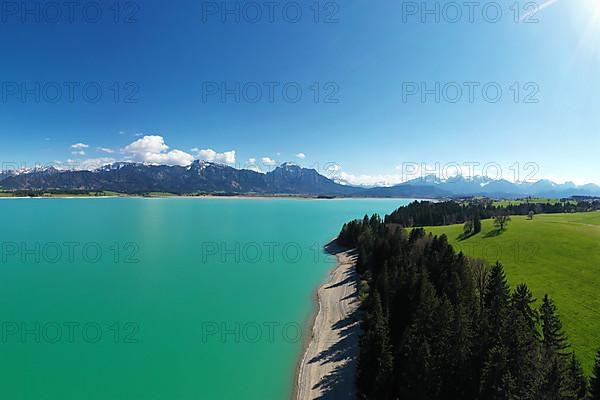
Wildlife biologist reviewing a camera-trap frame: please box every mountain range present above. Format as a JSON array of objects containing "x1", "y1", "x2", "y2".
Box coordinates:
[
  {"x1": 0, "y1": 161, "x2": 599, "y2": 199},
  {"x1": 363, "y1": 175, "x2": 600, "y2": 199}
]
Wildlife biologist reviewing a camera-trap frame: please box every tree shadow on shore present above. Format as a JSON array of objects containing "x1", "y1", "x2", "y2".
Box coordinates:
[
  {"x1": 308, "y1": 314, "x2": 360, "y2": 400},
  {"x1": 326, "y1": 274, "x2": 356, "y2": 290},
  {"x1": 324, "y1": 240, "x2": 356, "y2": 258},
  {"x1": 308, "y1": 240, "x2": 360, "y2": 399}
]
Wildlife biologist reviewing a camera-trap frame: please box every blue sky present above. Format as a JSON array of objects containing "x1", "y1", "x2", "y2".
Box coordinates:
[{"x1": 0, "y1": 0, "x2": 599, "y2": 185}]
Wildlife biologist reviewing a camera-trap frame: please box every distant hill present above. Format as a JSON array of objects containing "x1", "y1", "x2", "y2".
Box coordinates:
[{"x1": 1, "y1": 162, "x2": 599, "y2": 198}]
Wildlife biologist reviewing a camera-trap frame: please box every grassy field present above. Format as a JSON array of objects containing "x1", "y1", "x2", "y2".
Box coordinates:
[
  {"x1": 426, "y1": 212, "x2": 600, "y2": 373},
  {"x1": 144, "y1": 191, "x2": 178, "y2": 197},
  {"x1": 491, "y1": 198, "x2": 577, "y2": 207}
]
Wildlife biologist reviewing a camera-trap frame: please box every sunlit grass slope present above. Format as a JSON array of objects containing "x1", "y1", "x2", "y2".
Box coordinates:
[{"x1": 426, "y1": 212, "x2": 600, "y2": 373}]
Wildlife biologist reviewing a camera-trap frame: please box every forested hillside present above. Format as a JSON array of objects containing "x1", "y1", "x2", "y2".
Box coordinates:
[{"x1": 338, "y1": 207, "x2": 600, "y2": 399}]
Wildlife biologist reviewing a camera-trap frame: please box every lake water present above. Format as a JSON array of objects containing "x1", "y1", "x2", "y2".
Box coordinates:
[{"x1": 0, "y1": 198, "x2": 410, "y2": 399}]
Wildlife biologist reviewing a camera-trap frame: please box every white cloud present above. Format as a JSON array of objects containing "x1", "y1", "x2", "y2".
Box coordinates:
[
  {"x1": 142, "y1": 149, "x2": 195, "y2": 166},
  {"x1": 243, "y1": 158, "x2": 263, "y2": 172},
  {"x1": 71, "y1": 143, "x2": 89, "y2": 149},
  {"x1": 262, "y1": 157, "x2": 277, "y2": 166},
  {"x1": 71, "y1": 157, "x2": 116, "y2": 170},
  {"x1": 71, "y1": 150, "x2": 86, "y2": 156},
  {"x1": 54, "y1": 157, "x2": 116, "y2": 171},
  {"x1": 123, "y1": 135, "x2": 194, "y2": 166},
  {"x1": 192, "y1": 148, "x2": 236, "y2": 164},
  {"x1": 124, "y1": 135, "x2": 169, "y2": 154},
  {"x1": 295, "y1": 153, "x2": 306, "y2": 159},
  {"x1": 97, "y1": 147, "x2": 115, "y2": 154}
]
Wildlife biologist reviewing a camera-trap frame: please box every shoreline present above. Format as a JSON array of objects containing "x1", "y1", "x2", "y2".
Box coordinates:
[
  {"x1": 0, "y1": 194, "x2": 433, "y2": 201},
  {"x1": 294, "y1": 240, "x2": 361, "y2": 400}
]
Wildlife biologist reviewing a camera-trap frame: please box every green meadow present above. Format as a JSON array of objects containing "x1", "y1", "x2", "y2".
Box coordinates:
[
  {"x1": 426, "y1": 212, "x2": 600, "y2": 373},
  {"x1": 491, "y1": 198, "x2": 577, "y2": 207}
]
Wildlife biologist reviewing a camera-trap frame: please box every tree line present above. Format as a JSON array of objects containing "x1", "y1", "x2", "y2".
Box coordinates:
[
  {"x1": 384, "y1": 199, "x2": 600, "y2": 228},
  {"x1": 0, "y1": 189, "x2": 104, "y2": 197},
  {"x1": 338, "y1": 210, "x2": 600, "y2": 399}
]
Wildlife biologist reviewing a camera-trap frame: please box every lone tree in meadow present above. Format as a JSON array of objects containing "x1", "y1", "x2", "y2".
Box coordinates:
[
  {"x1": 493, "y1": 214, "x2": 512, "y2": 231},
  {"x1": 464, "y1": 220, "x2": 474, "y2": 236},
  {"x1": 474, "y1": 214, "x2": 482, "y2": 233}
]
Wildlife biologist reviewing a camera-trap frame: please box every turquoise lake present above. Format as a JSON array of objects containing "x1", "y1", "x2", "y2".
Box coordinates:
[{"x1": 0, "y1": 198, "x2": 410, "y2": 399}]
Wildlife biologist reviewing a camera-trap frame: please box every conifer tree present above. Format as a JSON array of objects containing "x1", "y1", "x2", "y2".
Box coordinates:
[
  {"x1": 483, "y1": 262, "x2": 511, "y2": 328},
  {"x1": 538, "y1": 356, "x2": 564, "y2": 400},
  {"x1": 479, "y1": 343, "x2": 514, "y2": 400},
  {"x1": 560, "y1": 353, "x2": 587, "y2": 400},
  {"x1": 537, "y1": 294, "x2": 571, "y2": 400},
  {"x1": 511, "y1": 283, "x2": 538, "y2": 330},
  {"x1": 507, "y1": 284, "x2": 542, "y2": 400},
  {"x1": 398, "y1": 274, "x2": 441, "y2": 400},
  {"x1": 357, "y1": 290, "x2": 393, "y2": 399},
  {"x1": 590, "y1": 348, "x2": 600, "y2": 400},
  {"x1": 540, "y1": 294, "x2": 569, "y2": 355},
  {"x1": 479, "y1": 262, "x2": 512, "y2": 399}
]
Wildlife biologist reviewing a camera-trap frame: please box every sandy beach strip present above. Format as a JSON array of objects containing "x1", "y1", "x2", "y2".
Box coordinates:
[{"x1": 295, "y1": 242, "x2": 361, "y2": 400}]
